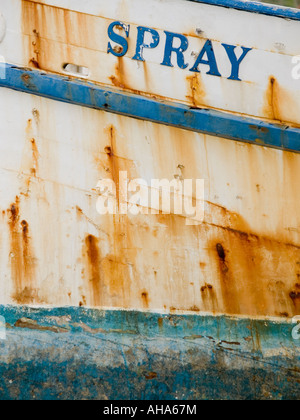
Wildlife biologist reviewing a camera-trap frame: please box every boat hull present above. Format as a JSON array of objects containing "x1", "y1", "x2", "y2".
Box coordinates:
[{"x1": 0, "y1": 0, "x2": 299, "y2": 400}]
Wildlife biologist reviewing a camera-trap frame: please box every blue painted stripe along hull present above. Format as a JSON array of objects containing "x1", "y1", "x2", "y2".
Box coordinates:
[
  {"x1": 188, "y1": 0, "x2": 300, "y2": 21},
  {"x1": 0, "y1": 306, "x2": 299, "y2": 400},
  {"x1": 0, "y1": 64, "x2": 299, "y2": 154}
]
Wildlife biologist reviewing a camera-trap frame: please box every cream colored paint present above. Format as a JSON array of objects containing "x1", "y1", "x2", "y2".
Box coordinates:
[
  {"x1": 0, "y1": 0, "x2": 300, "y2": 123},
  {"x1": 0, "y1": 88, "x2": 299, "y2": 317}
]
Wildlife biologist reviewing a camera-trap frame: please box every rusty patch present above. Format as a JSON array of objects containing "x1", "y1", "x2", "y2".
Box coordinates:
[
  {"x1": 206, "y1": 213, "x2": 300, "y2": 317},
  {"x1": 21, "y1": 74, "x2": 30, "y2": 83},
  {"x1": 83, "y1": 234, "x2": 103, "y2": 307},
  {"x1": 104, "y1": 125, "x2": 125, "y2": 210},
  {"x1": 189, "y1": 305, "x2": 200, "y2": 312},
  {"x1": 186, "y1": 74, "x2": 206, "y2": 107},
  {"x1": 29, "y1": 29, "x2": 41, "y2": 69},
  {"x1": 8, "y1": 198, "x2": 38, "y2": 305},
  {"x1": 30, "y1": 138, "x2": 39, "y2": 176},
  {"x1": 158, "y1": 318, "x2": 163, "y2": 329},
  {"x1": 216, "y1": 243, "x2": 226, "y2": 261},
  {"x1": 22, "y1": 1, "x2": 42, "y2": 69},
  {"x1": 221, "y1": 340, "x2": 241, "y2": 346},
  {"x1": 20, "y1": 118, "x2": 40, "y2": 197},
  {"x1": 141, "y1": 291, "x2": 149, "y2": 308},
  {"x1": 101, "y1": 254, "x2": 127, "y2": 301},
  {"x1": 289, "y1": 290, "x2": 300, "y2": 301},
  {"x1": 15, "y1": 318, "x2": 68, "y2": 333},
  {"x1": 279, "y1": 312, "x2": 289, "y2": 318},
  {"x1": 201, "y1": 284, "x2": 213, "y2": 292},
  {"x1": 200, "y1": 283, "x2": 217, "y2": 313},
  {"x1": 263, "y1": 76, "x2": 280, "y2": 121},
  {"x1": 144, "y1": 372, "x2": 157, "y2": 380},
  {"x1": 109, "y1": 58, "x2": 127, "y2": 89},
  {"x1": 105, "y1": 126, "x2": 117, "y2": 177}
]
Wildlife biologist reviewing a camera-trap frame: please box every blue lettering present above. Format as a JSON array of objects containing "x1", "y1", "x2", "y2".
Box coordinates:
[
  {"x1": 222, "y1": 44, "x2": 252, "y2": 81},
  {"x1": 132, "y1": 26, "x2": 160, "y2": 61},
  {"x1": 106, "y1": 21, "x2": 252, "y2": 83},
  {"x1": 107, "y1": 21, "x2": 130, "y2": 57},
  {"x1": 161, "y1": 31, "x2": 189, "y2": 69},
  {"x1": 190, "y1": 40, "x2": 221, "y2": 77}
]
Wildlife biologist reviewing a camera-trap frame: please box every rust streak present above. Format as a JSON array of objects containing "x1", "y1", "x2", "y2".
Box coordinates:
[
  {"x1": 110, "y1": 58, "x2": 127, "y2": 89},
  {"x1": 141, "y1": 291, "x2": 149, "y2": 309},
  {"x1": 144, "y1": 372, "x2": 157, "y2": 380},
  {"x1": 105, "y1": 125, "x2": 120, "y2": 207},
  {"x1": 263, "y1": 76, "x2": 280, "y2": 121},
  {"x1": 83, "y1": 234, "x2": 103, "y2": 307},
  {"x1": 186, "y1": 74, "x2": 206, "y2": 108},
  {"x1": 8, "y1": 198, "x2": 38, "y2": 305}
]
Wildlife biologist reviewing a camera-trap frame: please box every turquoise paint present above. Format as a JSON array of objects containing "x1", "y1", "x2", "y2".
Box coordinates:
[{"x1": 0, "y1": 306, "x2": 299, "y2": 400}]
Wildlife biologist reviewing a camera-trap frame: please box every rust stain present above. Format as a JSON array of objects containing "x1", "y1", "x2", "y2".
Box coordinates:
[
  {"x1": 104, "y1": 125, "x2": 120, "y2": 207},
  {"x1": 8, "y1": 197, "x2": 38, "y2": 305},
  {"x1": 30, "y1": 138, "x2": 39, "y2": 176},
  {"x1": 158, "y1": 318, "x2": 163, "y2": 330},
  {"x1": 15, "y1": 318, "x2": 68, "y2": 333},
  {"x1": 262, "y1": 76, "x2": 300, "y2": 124},
  {"x1": 262, "y1": 76, "x2": 280, "y2": 121},
  {"x1": 110, "y1": 58, "x2": 127, "y2": 89},
  {"x1": 29, "y1": 29, "x2": 41, "y2": 69},
  {"x1": 152, "y1": 208, "x2": 300, "y2": 317},
  {"x1": 144, "y1": 372, "x2": 158, "y2": 380},
  {"x1": 83, "y1": 234, "x2": 103, "y2": 307},
  {"x1": 201, "y1": 284, "x2": 213, "y2": 293},
  {"x1": 289, "y1": 287, "x2": 300, "y2": 312},
  {"x1": 141, "y1": 291, "x2": 149, "y2": 309},
  {"x1": 186, "y1": 74, "x2": 206, "y2": 107},
  {"x1": 22, "y1": 1, "x2": 42, "y2": 69},
  {"x1": 200, "y1": 282, "x2": 217, "y2": 313},
  {"x1": 20, "y1": 118, "x2": 40, "y2": 197},
  {"x1": 221, "y1": 340, "x2": 241, "y2": 346},
  {"x1": 21, "y1": 1, "x2": 170, "y2": 102},
  {"x1": 206, "y1": 216, "x2": 300, "y2": 317},
  {"x1": 189, "y1": 305, "x2": 200, "y2": 312},
  {"x1": 101, "y1": 254, "x2": 126, "y2": 298},
  {"x1": 142, "y1": 61, "x2": 150, "y2": 92},
  {"x1": 213, "y1": 241, "x2": 241, "y2": 315}
]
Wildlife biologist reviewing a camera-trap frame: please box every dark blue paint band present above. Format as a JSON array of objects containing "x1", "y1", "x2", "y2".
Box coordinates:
[
  {"x1": 0, "y1": 64, "x2": 299, "y2": 153},
  {"x1": 188, "y1": 0, "x2": 300, "y2": 21}
]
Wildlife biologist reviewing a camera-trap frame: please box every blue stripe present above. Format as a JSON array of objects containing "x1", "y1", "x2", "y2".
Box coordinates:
[
  {"x1": 0, "y1": 305, "x2": 299, "y2": 400},
  {"x1": 188, "y1": 0, "x2": 300, "y2": 21},
  {"x1": 1, "y1": 64, "x2": 300, "y2": 153}
]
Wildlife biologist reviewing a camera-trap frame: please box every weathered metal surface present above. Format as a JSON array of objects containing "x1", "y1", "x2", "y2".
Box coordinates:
[
  {"x1": 0, "y1": 0, "x2": 299, "y2": 400},
  {"x1": 0, "y1": 306, "x2": 298, "y2": 400},
  {"x1": 1, "y1": 0, "x2": 300, "y2": 126},
  {"x1": 0, "y1": 86, "x2": 299, "y2": 318},
  {"x1": 1, "y1": 65, "x2": 299, "y2": 152}
]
